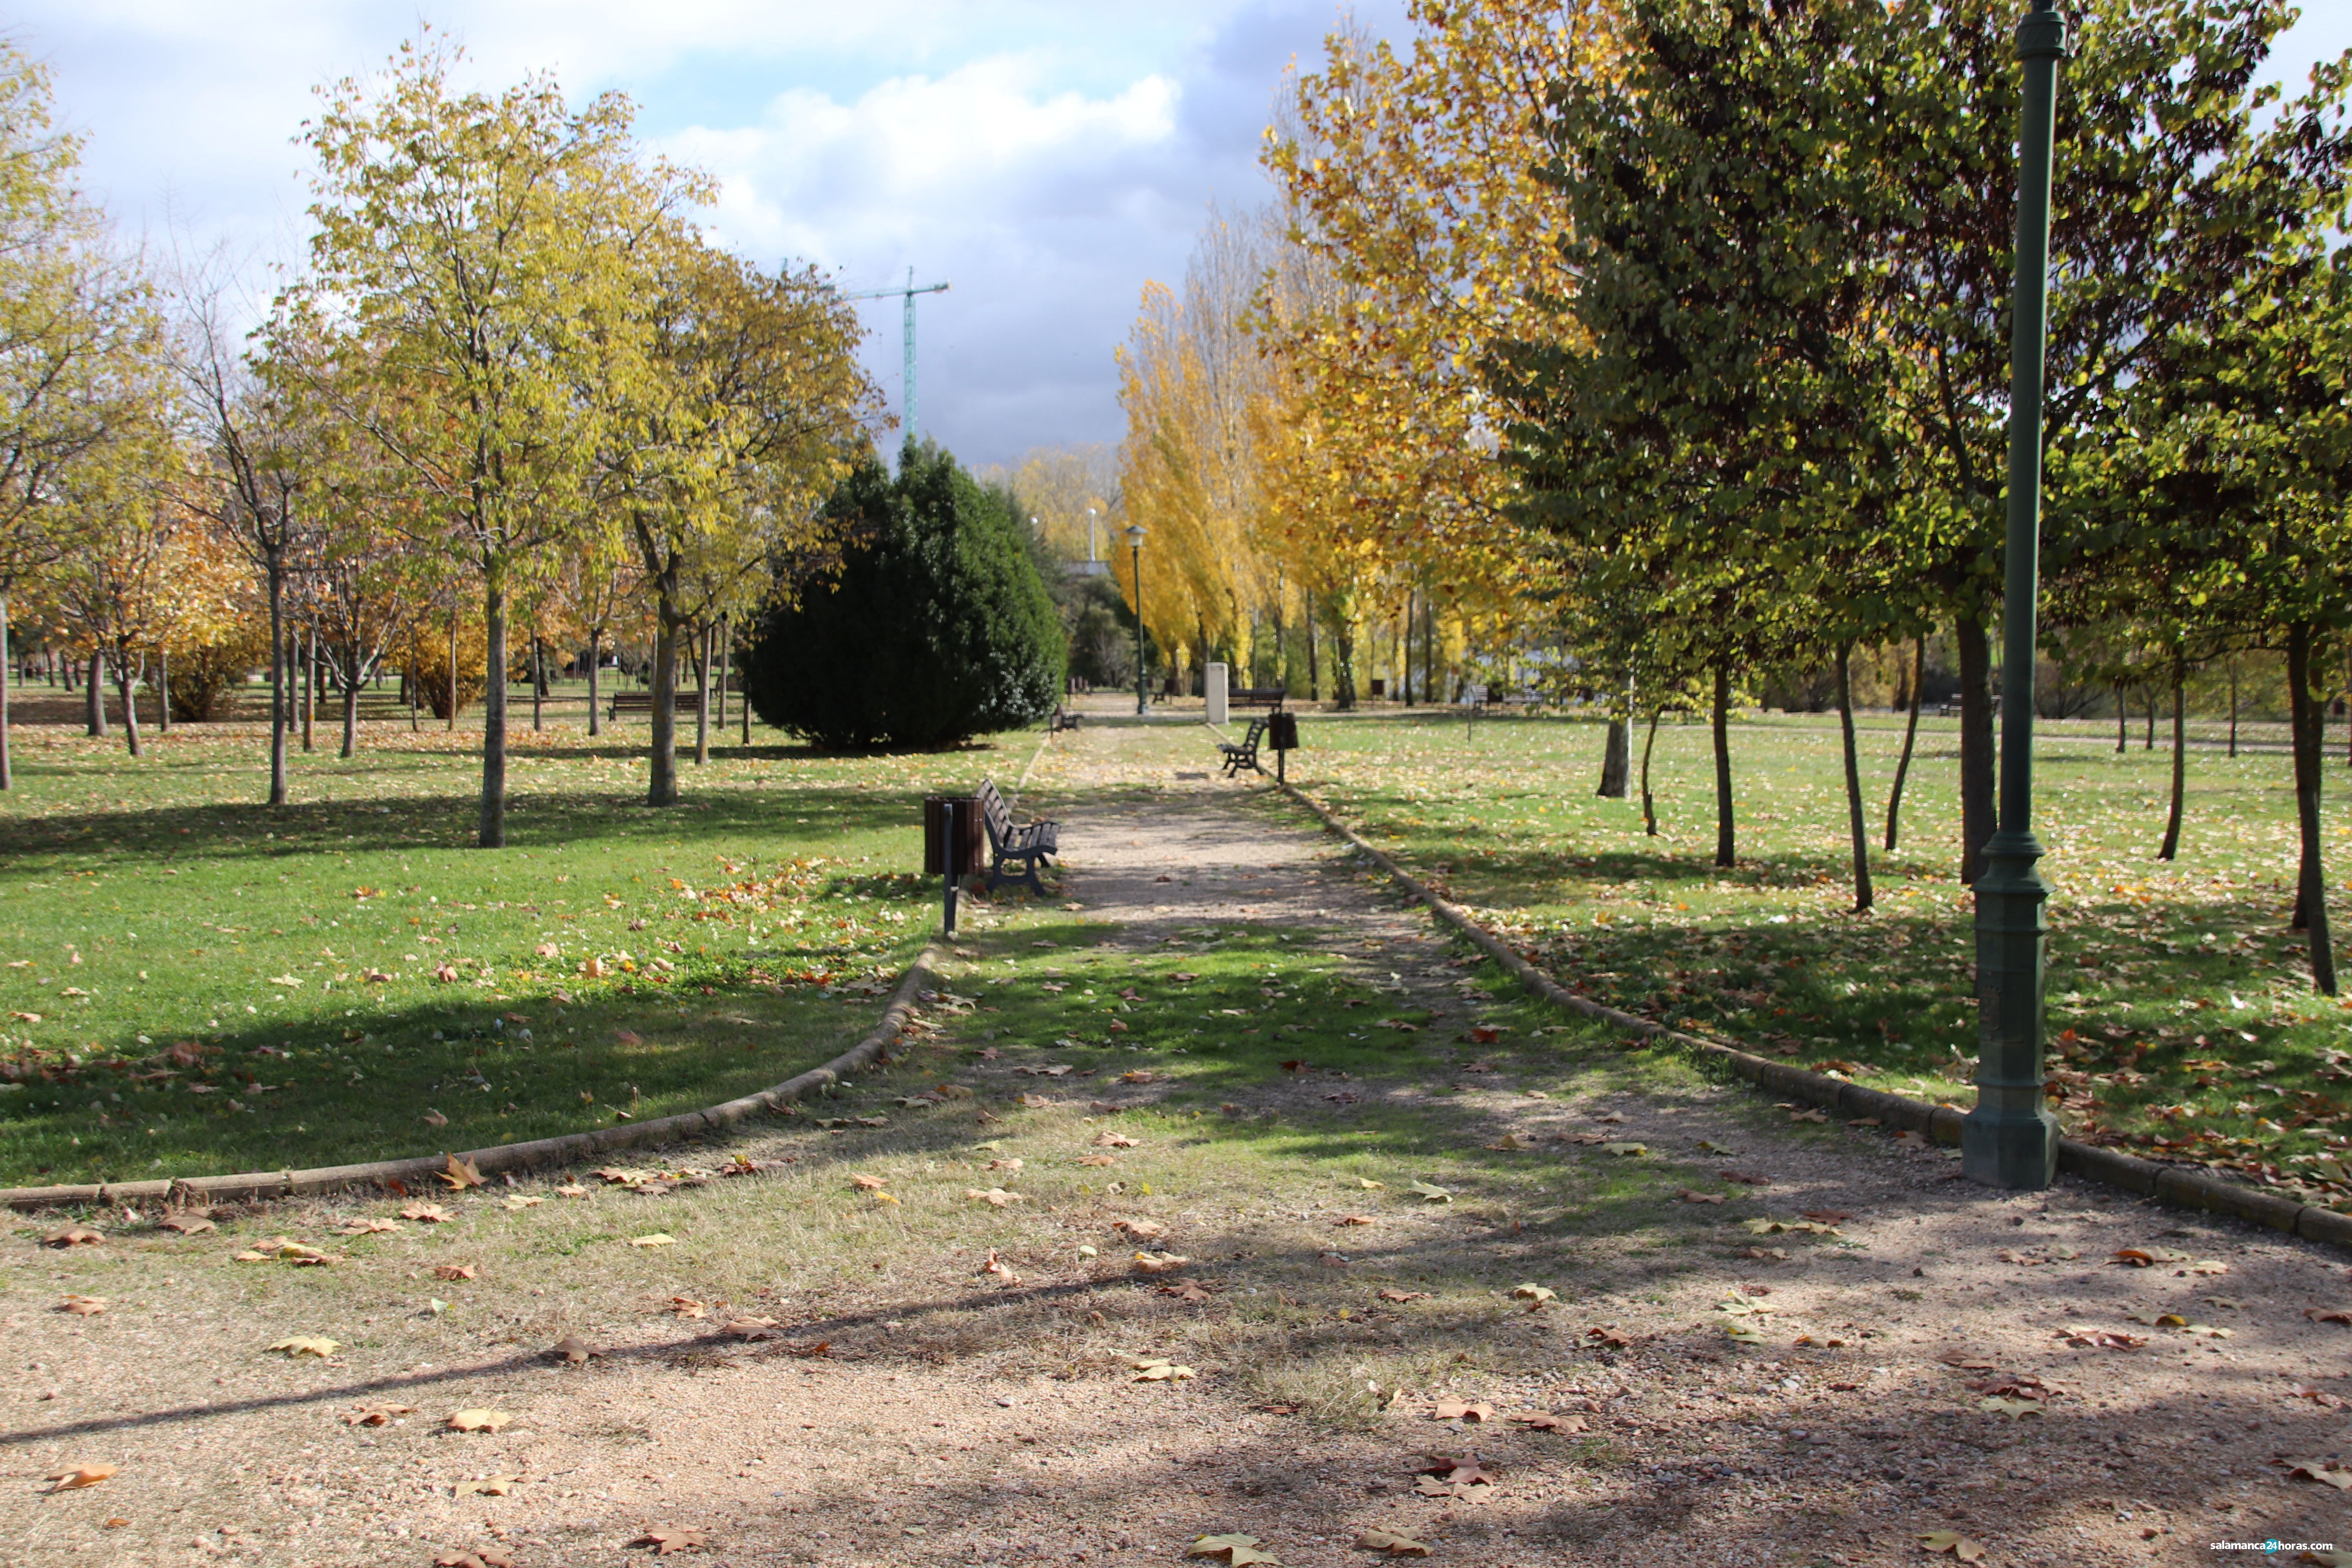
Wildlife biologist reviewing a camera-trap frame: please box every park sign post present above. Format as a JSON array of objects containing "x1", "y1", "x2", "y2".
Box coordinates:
[{"x1": 1964, "y1": 0, "x2": 2068, "y2": 1189}]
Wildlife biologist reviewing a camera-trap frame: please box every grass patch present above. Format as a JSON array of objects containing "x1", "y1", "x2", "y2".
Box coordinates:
[
  {"x1": 1273, "y1": 706, "x2": 2352, "y2": 1206},
  {"x1": 0, "y1": 719, "x2": 1044, "y2": 1185}
]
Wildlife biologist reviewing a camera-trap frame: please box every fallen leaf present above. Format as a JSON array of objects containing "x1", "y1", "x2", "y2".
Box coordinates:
[
  {"x1": 1586, "y1": 1326, "x2": 1630, "y2": 1347},
  {"x1": 1486, "y1": 1134, "x2": 1525, "y2": 1151},
  {"x1": 1511, "y1": 1283, "x2": 1557, "y2": 1308},
  {"x1": 1798, "y1": 1209, "x2": 1851, "y2": 1223},
  {"x1": 446, "y1": 1408, "x2": 511, "y2": 1433},
  {"x1": 42, "y1": 1225, "x2": 103, "y2": 1247},
  {"x1": 1677, "y1": 1189, "x2": 1726, "y2": 1205},
  {"x1": 2305, "y1": 1308, "x2": 2352, "y2": 1325},
  {"x1": 977, "y1": 1249, "x2": 1020, "y2": 1283},
  {"x1": 1977, "y1": 1396, "x2": 2044, "y2": 1417},
  {"x1": 156, "y1": 1213, "x2": 216, "y2": 1235},
  {"x1": 423, "y1": 1110, "x2": 449, "y2": 1127},
  {"x1": 58, "y1": 1295, "x2": 106, "y2": 1316},
  {"x1": 1510, "y1": 1412, "x2": 1586, "y2": 1433},
  {"x1": 342, "y1": 1404, "x2": 415, "y2": 1426},
  {"x1": 1740, "y1": 1246, "x2": 1790, "y2": 1261},
  {"x1": 555, "y1": 1183, "x2": 588, "y2": 1198},
  {"x1": 1131, "y1": 1355, "x2": 1198, "y2": 1381},
  {"x1": 439, "y1": 1154, "x2": 485, "y2": 1190},
  {"x1": 45, "y1": 1465, "x2": 117, "y2": 1492},
  {"x1": 2109, "y1": 1247, "x2": 2185, "y2": 1267},
  {"x1": 965, "y1": 1188, "x2": 1022, "y2": 1207},
  {"x1": 455, "y1": 1473, "x2": 520, "y2": 1497},
  {"x1": 1077, "y1": 1154, "x2": 1117, "y2": 1167},
  {"x1": 1432, "y1": 1397, "x2": 1495, "y2": 1422},
  {"x1": 2281, "y1": 1458, "x2": 2352, "y2": 1490},
  {"x1": 1093, "y1": 1130, "x2": 1140, "y2": 1148},
  {"x1": 550, "y1": 1337, "x2": 598, "y2": 1365},
  {"x1": 433, "y1": 1263, "x2": 478, "y2": 1282},
  {"x1": 1354, "y1": 1530, "x2": 1432, "y2": 1556},
  {"x1": 669, "y1": 1296, "x2": 708, "y2": 1319},
  {"x1": 1132, "y1": 1251, "x2": 1190, "y2": 1274},
  {"x1": 612, "y1": 1030, "x2": 644, "y2": 1047},
  {"x1": 399, "y1": 1203, "x2": 455, "y2": 1224},
  {"x1": 1161, "y1": 1280, "x2": 1215, "y2": 1303},
  {"x1": 502, "y1": 1194, "x2": 542, "y2": 1211},
  {"x1": 1377, "y1": 1288, "x2": 1429, "y2": 1303},
  {"x1": 724, "y1": 1317, "x2": 783, "y2": 1341},
  {"x1": 628, "y1": 1233, "x2": 676, "y2": 1248},
  {"x1": 1189, "y1": 1534, "x2": 1279, "y2": 1565},
  {"x1": 2182, "y1": 1259, "x2": 2229, "y2": 1276},
  {"x1": 1918, "y1": 1529, "x2": 1987, "y2": 1560},
  {"x1": 1333, "y1": 1214, "x2": 1376, "y2": 1227},
  {"x1": 1602, "y1": 1142, "x2": 1648, "y2": 1157},
  {"x1": 628, "y1": 1526, "x2": 711, "y2": 1555},
  {"x1": 849, "y1": 1173, "x2": 886, "y2": 1190},
  {"x1": 269, "y1": 1336, "x2": 340, "y2": 1358},
  {"x1": 1112, "y1": 1217, "x2": 1167, "y2": 1240},
  {"x1": 985, "y1": 1157, "x2": 1024, "y2": 1171},
  {"x1": 1407, "y1": 1181, "x2": 1453, "y2": 1203}
]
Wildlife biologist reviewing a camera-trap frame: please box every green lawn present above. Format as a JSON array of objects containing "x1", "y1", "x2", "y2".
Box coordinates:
[
  {"x1": 0, "y1": 713, "x2": 1042, "y2": 1186},
  {"x1": 1273, "y1": 705, "x2": 2352, "y2": 1208}
]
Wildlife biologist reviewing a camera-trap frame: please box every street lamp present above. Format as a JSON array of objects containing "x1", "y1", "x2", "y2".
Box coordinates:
[
  {"x1": 1964, "y1": 0, "x2": 2067, "y2": 1190},
  {"x1": 1126, "y1": 523, "x2": 1148, "y2": 716}
]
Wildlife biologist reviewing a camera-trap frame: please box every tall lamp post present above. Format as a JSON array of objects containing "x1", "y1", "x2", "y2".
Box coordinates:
[
  {"x1": 1126, "y1": 524, "x2": 1148, "y2": 715},
  {"x1": 1964, "y1": 0, "x2": 2067, "y2": 1190}
]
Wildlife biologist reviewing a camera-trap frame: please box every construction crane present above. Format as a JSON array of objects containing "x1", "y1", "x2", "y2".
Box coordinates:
[{"x1": 838, "y1": 268, "x2": 950, "y2": 445}]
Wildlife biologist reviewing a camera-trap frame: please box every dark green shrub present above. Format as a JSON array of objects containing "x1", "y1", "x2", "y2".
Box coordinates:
[{"x1": 742, "y1": 443, "x2": 1064, "y2": 749}]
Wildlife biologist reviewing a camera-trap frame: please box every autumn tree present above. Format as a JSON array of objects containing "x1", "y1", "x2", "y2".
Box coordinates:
[{"x1": 293, "y1": 35, "x2": 691, "y2": 846}]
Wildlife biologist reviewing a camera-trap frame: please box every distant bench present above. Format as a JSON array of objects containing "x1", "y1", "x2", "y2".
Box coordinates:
[
  {"x1": 607, "y1": 690, "x2": 702, "y2": 721},
  {"x1": 1230, "y1": 687, "x2": 1288, "y2": 710}
]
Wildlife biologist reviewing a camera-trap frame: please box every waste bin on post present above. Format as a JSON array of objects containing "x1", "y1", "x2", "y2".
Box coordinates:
[
  {"x1": 923, "y1": 795, "x2": 984, "y2": 935},
  {"x1": 1267, "y1": 710, "x2": 1299, "y2": 784}
]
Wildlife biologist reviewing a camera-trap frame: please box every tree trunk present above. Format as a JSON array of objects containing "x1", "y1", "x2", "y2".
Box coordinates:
[
  {"x1": 1956, "y1": 612, "x2": 1994, "y2": 884},
  {"x1": 2227, "y1": 657, "x2": 2238, "y2": 758},
  {"x1": 2287, "y1": 622, "x2": 2337, "y2": 994},
  {"x1": 0, "y1": 592, "x2": 11, "y2": 791},
  {"x1": 86, "y1": 646, "x2": 105, "y2": 737},
  {"x1": 1836, "y1": 641, "x2": 1874, "y2": 913},
  {"x1": 156, "y1": 646, "x2": 170, "y2": 735},
  {"x1": 2114, "y1": 685, "x2": 2126, "y2": 751},
  {"x1": 340, "y1": 654, "x2": 360, "y2": 759},
  {"x1": 1711, "y1": 661, "x2": 1735, "y2": 869},
  {"x1": 693, "y1": 621, "x2": 711, "y2": 767},
  {"x1": 2144, "y1": 688, "x2": 2156, "y2": 750},
  {"x1": 715, "y1": 615, "x2": 730, "y2": 738},
  {"x1": 115, "y1": 650, "x2": 141, "y2": 758},
  {"x1": 479, "y1": 575, "x2": 508, "y2": 849},
  {"x1": 588, "y1": 628, "x2": 603, "y2": 738},
  {"x1": 1885, "y1": 635, "x2": 1925, "y2": 852},
  {"x1": 648, "y1": 605, "x2": 681, "y2": 807},
  {"x1": 2158, "y1": 662, "x2": 2186, "y2": 861},
  {"x1": 1639, "y1": 705, "x2": 1663, "y2": 837},
  {"x1": 300, "y1": 626, "x2": 315, "y2": 753},
  {"x1": 1306, "y1": 606, "x2": 1319, "y2": 702},
  {"x1": 445, "y1": 612, "x2": 458, "y2": 733},
  {"x1": 1596, "y1": 716, "x2": 1630, "y2": 797}
]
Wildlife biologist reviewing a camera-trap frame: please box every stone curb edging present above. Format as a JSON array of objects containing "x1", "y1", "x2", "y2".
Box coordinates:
[
  {"x1": 1, "y1": 940, "x2": 947, "y2": 1214},
  {"x1": 1270, "y1": 777, "x2": 2352, "y2": 1256}
]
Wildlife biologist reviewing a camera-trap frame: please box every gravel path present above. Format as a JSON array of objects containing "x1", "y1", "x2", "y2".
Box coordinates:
[{"x1": 5, "y1": 719, "x2": 2349, "y2": 1568}]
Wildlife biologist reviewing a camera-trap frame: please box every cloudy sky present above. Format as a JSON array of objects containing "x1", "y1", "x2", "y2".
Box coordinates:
[{"x1": 17, "y1": 2, "x2": 2349, "y2": 472}]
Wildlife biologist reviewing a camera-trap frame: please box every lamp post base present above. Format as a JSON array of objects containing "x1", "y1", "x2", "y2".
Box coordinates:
[{"x1": 1962, "y1": 826, "x2": 2059, "y2": 1189}]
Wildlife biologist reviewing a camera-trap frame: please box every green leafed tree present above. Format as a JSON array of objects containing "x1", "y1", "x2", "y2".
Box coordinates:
[{"x1": 741, "y1": 442, "x2": 1065, "y2": 751}]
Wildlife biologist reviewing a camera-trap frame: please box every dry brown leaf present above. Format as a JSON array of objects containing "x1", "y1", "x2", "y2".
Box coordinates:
[
  {"x1": 342, "y1": 1404, "x2": 415, "y2": 1426},
  {"x1": 58, "y1": 1294, "x2": 106, "y2": 1316},
  {"x1": 985, "y1": 1157, "x2": 1024, "y2": 1171},
  {"x1": 550, "y1": 1337, "x2": 598, "y2": 1366},
  {"x1": 669, "y1": 1296, "x2": 708, "y2": 1319},
  {"x1": 1354, "y1": 1530, "x2": 1433, "y2": 1556},
  {"x1": 1376, "y1": 1288, "x2": 1429, "y2": 1303},
  {"x1": 454, "y1": 1472, "x2": 520, "y2": 1497},
  {"x1": 1333, "y1": 1214, "x2": 1376, "y2": 1227},
  {"x1": 333, "y1": 1218, "x2": 401, "y2": 1236},
  {"x1": 42, "y1": 1225, "x2": 103, "y2": 1247},
  {"x1": 628, "y1": 1526, "x2": 710, "y2": 1555},
  {"x1": 439, "y1": 1154, "x2": 485, "y2": 1190},
  {"x1": 965, "y1": 1187, "x2": 1022, "y2": 1207},
  {"x1": 1160, "y1": 1280, "x2": 1215, "y2": 1303},
  {"x1": 1510, "y1": 1412, "x2": 1586, "y2": 1432},
  {"x1": 446, "y1": 1408, "x2": 511, "y2": 1433},
  {"x1": 1188, "y1": 1534, "x2": 1278, "y2": 1565},
  {"x1": 1131, "y1": 1251, "x2": 1189, "y2": 1274},
  {"x1": 2281, "y1": 1458, "x2": 2352, "y2": 1490},
  {"x1": 433, "y1": 1263, "x2": 478, "y2": 1281},
  {"x1": 1431, "y1": 1397, "x2": 1495, "y2": 1422},
  {"x1": 1586, "y1": 1326, "x2": 1631, "y2": 1347},
  {"x1": 422, "y1": 1109, "x2": 450, "y2": 1127},
  {"x1": 1077, "y1": 1153, "x2": 1117, "y2": 1166},
  {"x1": 629, "y1": 1233, "x2": 676, "y2": 1247},
  {"x1": 977, "y1": 1248, "x2": 1021, "y2": 1283},
  {"x1": 849, "y1": 1173, "x2": 886, "y2": 1190},
  {"x1": 1677, "y1": 1189, "x2": 1725, "y2": 1205},
  {"x1": 156, "y1": 1213, "x2": 216, "y2": 1235},
  {"x1": 45, "y1": 1464, "x2": 117, "y2": 1492},
  {"x1": 1111, "y1": 1217, "x2": 1167, "y2": 1240},
  {"x1": 1093, "y1": 1130, "x2": 1140, "y2": 1148},
  {"x1": 724, "y1": 1317, "x2": 783, "y2": 1341},
  {"x1": 1918, "y1": 1530, "x2": 1986, "y2": 1561},
  {"x1": 399, "y1": 1203, "x2": 455, "y2": 1224},
  {"x1": 269, "y1": 1336, "x2": 339, "y2": 1358}
]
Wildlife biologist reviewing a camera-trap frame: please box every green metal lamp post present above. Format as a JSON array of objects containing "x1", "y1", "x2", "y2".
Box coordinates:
[
  {"x1": 1964, "y1": 0, "x2": 2068, "y2": 1189},
  {"x1": 1127, "y1": 523, "x2": 1149, "y2": 716}
]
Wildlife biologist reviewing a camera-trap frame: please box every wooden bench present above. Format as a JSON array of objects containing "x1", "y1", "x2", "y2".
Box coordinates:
[
  {"x1": 608, "y1": 690, "x2": 702, "y2": 721},
  {"x1": 1219, "y1": 716, "x2": 1269, "y2": 777},
  {"x1": 1230, "y1": 686, "x2": 1288, "y2": 709},
  {"x1": 976, "y1": 778, "x2": 1060, "y2": 896},
  {"x1": 1049, "y1": 706, "x2": 1082, "y2": 734}
]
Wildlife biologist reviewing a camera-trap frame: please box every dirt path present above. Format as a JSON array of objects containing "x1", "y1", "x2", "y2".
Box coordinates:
[{"x1": 6, "y1": 719, "x2": 2351, "y2": 1568}]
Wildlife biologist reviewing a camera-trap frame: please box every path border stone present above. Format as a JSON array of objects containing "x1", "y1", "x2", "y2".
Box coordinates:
[
  {"x1": 1274, "y1": 774, "x2": 2352, "y2": 1255},
  {"x1": 0, "y1": 940, "x2": 945, "y2": 1214}
]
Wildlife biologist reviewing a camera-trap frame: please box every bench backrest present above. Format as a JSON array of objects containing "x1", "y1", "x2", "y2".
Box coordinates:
[
  {"x1": 975, "y1": 778, "x2": 1013, "y2": 835},
  {"x1": 1243, "y1": 717, "x2": 1268, "y2": 744}
]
